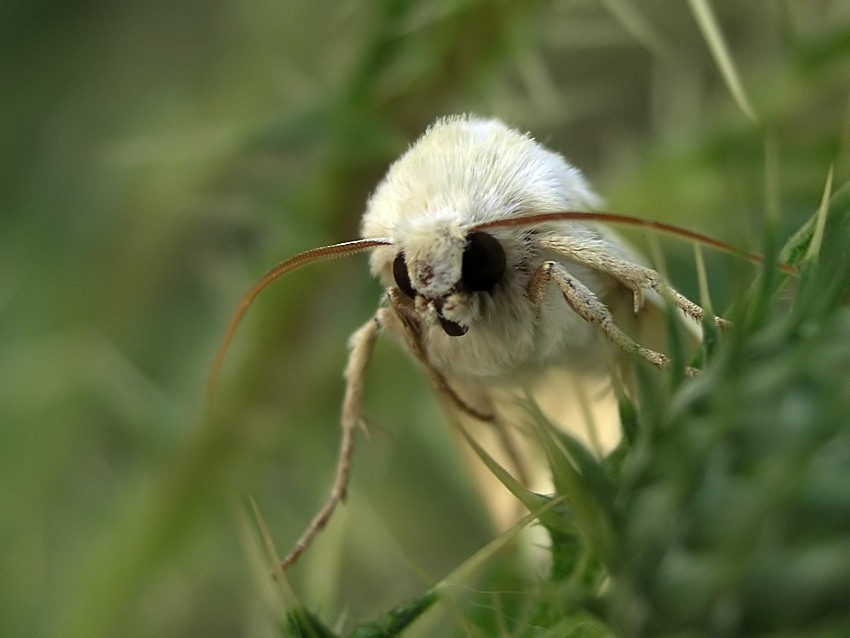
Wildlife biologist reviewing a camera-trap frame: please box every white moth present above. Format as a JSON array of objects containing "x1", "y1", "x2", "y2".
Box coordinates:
[{"x1": 212, "y1": 114, "x2": 727, "y2": 568}]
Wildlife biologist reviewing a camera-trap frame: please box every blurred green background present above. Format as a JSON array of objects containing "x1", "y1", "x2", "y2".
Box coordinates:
[{"x1": 1, "y1": 1, "x2": 848, "y2": 636}]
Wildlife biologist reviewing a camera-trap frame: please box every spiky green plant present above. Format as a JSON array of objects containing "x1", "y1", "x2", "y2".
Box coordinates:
[{"x1": 603, "y1": 185, "x2": 850, "y2": 637}]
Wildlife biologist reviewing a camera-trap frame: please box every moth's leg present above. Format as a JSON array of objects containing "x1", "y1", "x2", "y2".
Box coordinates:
[
  {"x1": 281, "y1": 313, "x2": 381, "y2": 569},
  {"x1": 528, "y1": 260, "x2": 698, "y2": 375},
  {"x1": 538, "y1": 236, "x2": 729, "y2": 328},
  {"x1": 385, "y1": 289, "x2": 494, "y2": 423},
  {"x1": 384, "y1": 290, "x2": 531, "y2": 487}
]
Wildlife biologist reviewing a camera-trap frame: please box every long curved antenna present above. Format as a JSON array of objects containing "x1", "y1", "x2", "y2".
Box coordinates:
[
  {"x1": 470, "y1": 211, "x2": 796, "y2": 275},
  {"x1": 209, "y1": 238, "x2": 392, "y2": 400}
]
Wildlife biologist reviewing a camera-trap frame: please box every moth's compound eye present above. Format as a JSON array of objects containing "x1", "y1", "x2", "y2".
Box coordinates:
[
  {"x1": 462, "y1": 232, "x2": 506, "y2": 292},
  {"x1": 393, "y1": 253, "x2": 416, "y2": 298}
]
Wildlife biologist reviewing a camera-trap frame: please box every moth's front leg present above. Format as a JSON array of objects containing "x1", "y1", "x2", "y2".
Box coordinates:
[
  {"x1": 538, "y1": 235, "x2": 729, "y2": 328},
  {"x1": 385, "y1": 288, "x2": 494, "y2": 422},
  {"x1": 384, "y1": 290, "x2": 533, "y2": 487},
  {"x1": 527, "y1": 261, "x2": 698, "y2": 375},
  {"x1": 282, "y1": 313, "x2": 381, "y2": 569}
]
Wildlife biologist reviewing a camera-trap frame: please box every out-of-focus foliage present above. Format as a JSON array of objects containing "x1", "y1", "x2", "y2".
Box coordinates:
[
  {"x1": 1, "y1": 1, "x2": 849, "y2": 636},
  {"x1": 604, "y1": 186, "x2": 850, "y2": 637}
]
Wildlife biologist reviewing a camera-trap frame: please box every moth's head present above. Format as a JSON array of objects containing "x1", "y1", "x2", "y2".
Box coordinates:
[{"x1": 373, "y1": 213, "x2": 506, "y2": 337}]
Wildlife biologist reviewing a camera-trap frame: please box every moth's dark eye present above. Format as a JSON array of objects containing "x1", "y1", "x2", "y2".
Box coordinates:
[
  {"x1": 462, "y1": 232, "x2": 506, "y2": 292},
  {"x1": 393, "y1": 253, "x2": 416, "y2": 298}
]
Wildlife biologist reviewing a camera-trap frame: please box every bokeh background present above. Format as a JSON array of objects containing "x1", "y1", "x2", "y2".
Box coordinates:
[{"x1": 2, "y1": 1, "x2": 848, "y2": 636}]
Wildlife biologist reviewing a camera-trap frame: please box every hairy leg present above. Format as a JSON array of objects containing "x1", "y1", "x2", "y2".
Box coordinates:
[
  {"x1": 385, "y1": 289, "x2": 533, "y2": 488},
  {"x1": 282, "y1": 313, "x2": 381, "y2": 568},
  {"x1": 538, "y1": 235, "x2": 728, "y2": 328},
  {"x1": 527, "y1": 260, "x2": 699, "y2": 375}
]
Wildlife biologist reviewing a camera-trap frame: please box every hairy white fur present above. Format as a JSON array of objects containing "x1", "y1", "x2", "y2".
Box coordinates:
[{"x1": 362, "y1": 115, "x2": 625, "y2": 383}]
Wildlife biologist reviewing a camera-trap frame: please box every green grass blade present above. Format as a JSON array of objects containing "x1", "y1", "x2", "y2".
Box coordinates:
[{"x1": 688, "y1": 0, "x2": 759, "y2": 124}]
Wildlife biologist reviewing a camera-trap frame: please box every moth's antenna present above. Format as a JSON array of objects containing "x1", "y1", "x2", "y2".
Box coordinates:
[
  {"x1": 471, "y1": 211, "x2": 796, "y2": 275},
  {"x1": 209, "y1": 238, "x2": 392, "y2": 401}
]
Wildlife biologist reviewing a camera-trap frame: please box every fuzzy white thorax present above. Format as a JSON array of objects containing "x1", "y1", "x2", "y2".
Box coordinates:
[{"x1": 362, "y1": 115, "x2": 601, "y2": 292}]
